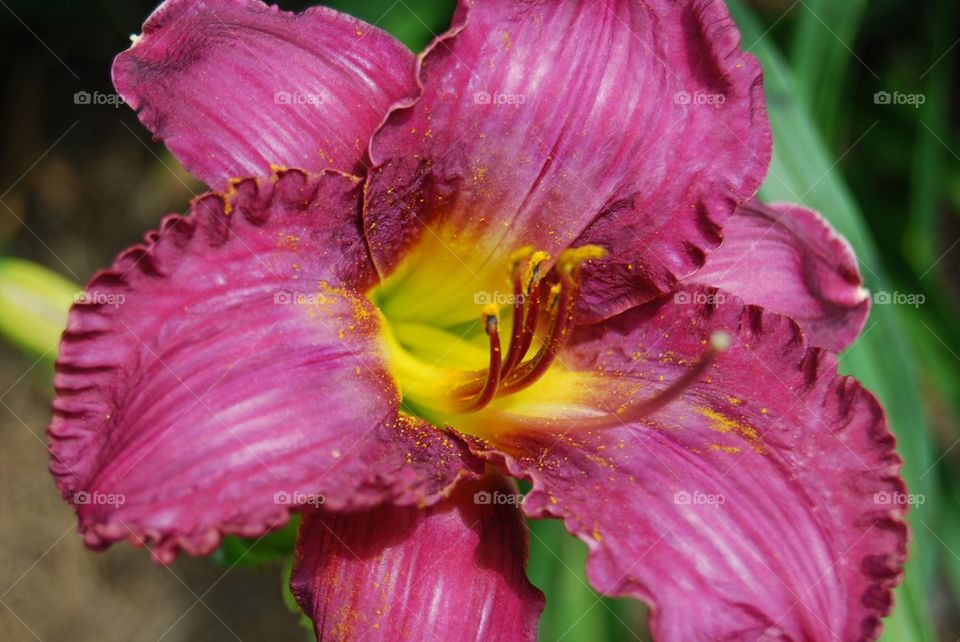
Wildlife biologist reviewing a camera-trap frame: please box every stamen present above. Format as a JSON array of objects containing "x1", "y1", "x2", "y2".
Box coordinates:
[
  {"x1": 497, "y1": 281, "x2": 570, "y2": 395},
  {"x1": 502, "y1": 281, "x2": 542, "y2": 379},
  {"x1": 487, "y1": 331, "x2": 731, "y2": 432},
  {"x1": 498, "y1": 245, "x2": 605, "y2": 394},
  {"x1": 502, "y1": 251, "x2": 549, "y2": 378},
  {"x1": 450, "y1": 244, "x2": 605, "y2": 411},
  {"x1": 451, "y1": 305, "x2": 503, "y2": 411}
]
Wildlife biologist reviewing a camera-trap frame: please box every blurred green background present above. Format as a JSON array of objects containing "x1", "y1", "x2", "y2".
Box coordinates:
[{"x1": 0, "y1": 0, "x2": 957, "y2": 640}]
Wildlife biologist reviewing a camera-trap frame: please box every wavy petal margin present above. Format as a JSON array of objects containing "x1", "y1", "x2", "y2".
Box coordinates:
[
  {"x1": 364, "y1": 0, "x2": 770, "y2": 325},
  {"x1": 687, "y1": 200, "x2": 870, "y2": 351},
  {"x1": 48, "y1": 170, "x2": 482, "y2": 562},
  {"x1": 113, "y1": 0, "x2": 418, "y2": 188},
  {"x1": 465, "y1": 287, "x2": 906, "y2": 641}
]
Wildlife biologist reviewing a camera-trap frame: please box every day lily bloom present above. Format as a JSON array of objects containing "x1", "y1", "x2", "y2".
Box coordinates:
[{"x1": 48, "y1": 0, "x2": 908, "y2": 639}]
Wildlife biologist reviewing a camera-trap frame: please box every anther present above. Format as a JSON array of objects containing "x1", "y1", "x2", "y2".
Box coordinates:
[{"x1": 453, "y1": 245, "x2": 606, "y2": 412}]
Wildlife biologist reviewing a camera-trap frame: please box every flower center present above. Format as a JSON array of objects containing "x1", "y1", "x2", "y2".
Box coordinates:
[{"x1": 371, "y1": 244, "x2": 727, "y2": 438}]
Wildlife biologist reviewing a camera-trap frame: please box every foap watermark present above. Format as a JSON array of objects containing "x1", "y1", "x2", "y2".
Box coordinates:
[
  {"x1": 673, "y1": 291, "x2": 726, "y2": 306},
  {"x1": 274, "y1": 290, "x2": 328, "y2": 306},
  {"x1": 75, "y1": 290, "x2": 125, "y2": 307},
  {"x1": 673, "y1": 490, "x2": 725, "y2": 506},
  {"x1": 474, "y1": 490, "x2": 525, "y2": 506},
  {"x1": 873, "y1": 90, "x2": 925, "y2": 108},
  {"x1": 274, "y1": 90, "x2": 325, "y2": 106},
  {"x1": 873, "y1": 291, "x2": 925, "y2": 308},
  {"x1": 673, "y1": 91, "x2": 726, "y2": 107},
  {"x1": 873, "y1": 491, "x2": 925, "y2": 506},
  {"x1": 74, "y1": 90, "x2": 125, "y2": 108},
  {"x1": 474, "y1": 90, "x2": 526, "y2": 106},
  {"x1": 74, "y1": 491, "x2": 125, "y2": 506},
  {"x1": 474, "y1": 291, "x2": 525, "y2": 306},
  {"x1": 273, "y1": 491, "x2": 326, "y2": 507}
]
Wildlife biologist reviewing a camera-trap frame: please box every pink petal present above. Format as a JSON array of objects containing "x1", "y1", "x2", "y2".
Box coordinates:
[
  {"x1": 686, "y1": 200, "x2": 870, "y2": 351},
  {"x1": 365, "y1": 0, "x2": 769, "y2": 323},
  {"x1": 291, "y1": 474, "x2": 543, "y2": 641},
  {"x1": 466, "y1": 287, "x2": 906, "y2": 641},
  {"x1": 48, "y1": 170, "x2": 482, "y2": 563},
  {"x1": 113, "y1": 0, "x2": 417, "y2": 188}
]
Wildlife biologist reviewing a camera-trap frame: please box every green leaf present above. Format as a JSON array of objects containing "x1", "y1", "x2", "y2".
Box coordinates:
[
  {"x1": 727, "y1": 2, "x2": 939, "y2": 639},
  {"x1": 790, "y1": 0, "x2": 868, "y2": 142},
  {"x1": 319, "y1": 0, "x2": 455, "y2": 51},
  {"x1": 213, "y1": 515, "x2": 301, "y2": 568},
  {"x1": 0, "y1": 258, "x2": 77, "y2": 359},
  {"x1": 526, "y1": 519, "x2": 644, "y2": 642}
]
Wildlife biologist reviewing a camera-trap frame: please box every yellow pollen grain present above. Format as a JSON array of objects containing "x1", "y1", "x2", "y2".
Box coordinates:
[
  {"x1": 558, "y1": 244, "x2": 607, "y2": 272},
  {"x1": 523, "y1": 250, "x2": 551, "y2": 288},
  {"x1": 481, "y1": 303, "x2": 500, "y2": 318},
  {"x1": 278, "y1": 233, "x2": 300, "y2": 250},
  {"x1": 697, "y1": 405, "x2": 763, "y2": 453},
  {"x1": 592, "y1": 528, "x2": 603, "y2": 543},
  {"x1": 710, "y1": 444, "x2": 741, "y2": 454},
  {"x1": 222, "y1": 177, "x2": 245, "y2": 215}
]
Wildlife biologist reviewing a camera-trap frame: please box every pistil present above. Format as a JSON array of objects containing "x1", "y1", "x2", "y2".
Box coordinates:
[{"x1": 483, "y1": 332, "x2": 732, "y2": 432}]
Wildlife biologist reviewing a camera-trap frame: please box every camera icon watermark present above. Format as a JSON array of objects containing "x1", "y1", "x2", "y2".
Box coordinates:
[
  {"x1": 673, "y1": 490, "x2": 725, "y2": 506},
  {"x1": 273, "y1": 491, "x2": 326, "y2": 507},
  {"x1": 74, "y1": 290, "x2": 126, "y2": 307},
  {"x1": 473, "y1": 490, "x2": 524, "y2": 506},
  {"x1": 873, "y1": 491, "x2": 924, "y2": 506},
  {"x1": 74, "y1": 491, "x2": 126, "y2": 506},
  {"x1": 473, "y1": 90, "x2": 526, "y2": 107},
  {"x1": 474, "y1": 291, "x2": 524, "y2": 306},
  {"x1": 274, "y1": 90, "x2": 325, "y2": 106},
  {"x1": 673, "y1": 291, "x2": 726, "y2": 306},
  {"x1": 274, "y1": 290, "x2": 328, "y2": 306},
  {"x1": 74, "y1": 90, "x2": 125, "y2": 108},
  {"x1": 873, "y1": 91, "x2": 925, "y2": 108},
  {"x1": 872, "y1": 291, "x2": 925, "y2": 308},
  {"x1": 673, "y1": 91, "x2": 726, "y2": 107}
]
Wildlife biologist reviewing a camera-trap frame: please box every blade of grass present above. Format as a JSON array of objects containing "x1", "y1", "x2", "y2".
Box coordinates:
[
  {"x1": 790, "y1": 0, "x2": 869, "y2": 143},
  {"x1": 907, "y1": 2, "x2": 952, "y2": 277}
]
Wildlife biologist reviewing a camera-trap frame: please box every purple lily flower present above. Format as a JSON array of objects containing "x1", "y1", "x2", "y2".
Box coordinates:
[{"x1": 48, "y1": 0, "x2": 907, "y2": 640}]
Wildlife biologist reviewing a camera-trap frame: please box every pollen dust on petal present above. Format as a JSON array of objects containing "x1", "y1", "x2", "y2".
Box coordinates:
[
  {"x1": 709, "y1": 444, "x2": 741, "y2": 454},
  {"x1": 277, "y1": 232, "x2": 300, "y2": 251},
  {"x1": 306, "y1": 280, "x2": 377, "y2": 340},
  {"x1": 697, "y1": 406, "x2": 764, "y2": 454}
]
